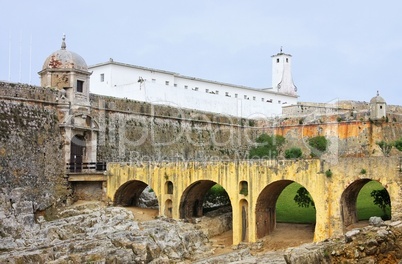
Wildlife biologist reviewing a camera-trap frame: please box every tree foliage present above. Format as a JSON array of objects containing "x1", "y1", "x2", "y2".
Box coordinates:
[
  {"x1": 284, "y1": 147, "x2": 302, "y2": 159},
  {"x1": 294, "y1": 187, "x2": 315, "y2": 208},
  {"x1": 248, "y1": 134, "x2": 285, "y2": 159},
  {"x1": 370, "y1": 188, "x2": 391, "y2": 219}
]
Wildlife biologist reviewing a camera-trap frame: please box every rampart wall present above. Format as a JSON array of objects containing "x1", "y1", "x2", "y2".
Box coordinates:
[
  {"x1": 0, "y1": 82, "x2": 67, "y2": 224},
  {"x1": 89, "y1": 94, "x2": 259, "y2": 163},
  {"x1": 0, "y1": 81, "x2": 401, "y2": 219}
]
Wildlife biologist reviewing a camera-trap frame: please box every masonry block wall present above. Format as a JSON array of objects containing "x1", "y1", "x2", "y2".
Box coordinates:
[
  {"x1": 0, "y1": 83, "x2": 67, "y2": 225},
  {"x1": 90, "y1": 94, "x2": 260, "y2": 163},
  {"x1": 1, "y1": 81, "x2": 402, "y2": 222}
]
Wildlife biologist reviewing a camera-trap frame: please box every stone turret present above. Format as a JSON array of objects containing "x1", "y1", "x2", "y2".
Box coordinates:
[
  {"x1": 38, "y1": 35, "x2": 98, "y2": 169},
  {"x1": 370, "y1": 91, "x2": 387, "y2": 121},
  {"x1": 38, "y1": 35, "x2": 91, "y2": 109}
]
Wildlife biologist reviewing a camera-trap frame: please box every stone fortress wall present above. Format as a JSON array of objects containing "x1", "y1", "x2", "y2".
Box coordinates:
[
  {"x1": 1, "y1": 81, "x2": 402, "y2": 220},
  {"x1": 0, "y1": 82, "x2": 66, "y2": 226}
]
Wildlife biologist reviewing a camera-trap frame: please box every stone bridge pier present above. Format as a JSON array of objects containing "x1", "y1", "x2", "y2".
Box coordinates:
[{"x1": 106, "y1": 157, "x2": 402, "y2": 245}]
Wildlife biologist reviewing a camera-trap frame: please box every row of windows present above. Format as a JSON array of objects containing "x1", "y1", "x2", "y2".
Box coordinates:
[
  {"x1": 276, "y1": 58, "x2": 289, "y2": 63},
  {"x1": 154, "y1": 76, "x2": 287, "y2": 104},
  {"x1": 99, "y1": 73, "x2": 286, "y2": 104}
]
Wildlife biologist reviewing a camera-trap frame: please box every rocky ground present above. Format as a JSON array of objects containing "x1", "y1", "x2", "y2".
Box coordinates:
[
  {"x1": 0, "y1": 201, "x2": 213, "y2": 263},
  {"x1": 285, "y1": 218, "x2": 402, "y2": 264},
  {"x1": 2, "y1": 198, "x2": 402, "y2": 263}
]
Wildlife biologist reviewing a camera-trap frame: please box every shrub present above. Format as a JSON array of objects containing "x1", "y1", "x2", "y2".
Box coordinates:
[
  {"x1": 308, "y1": 136, "x2": 328, "y2": 157},
  {"x1": 249, "y1": 134, "x2": 286, "y2": 159},
  {"x1": 360, "y1": 169, "x2": 366, "y2": 175},
  {"x1": 393, "y1": 138, "x2": 402, "y2": 152},
  {"x1": 377, "y1": 140, "x2": 392, "y2": 155},
  {"x1": 325, "y1": 169, "x2": 332, "y2": 177},
  {"x1": 284, "y1": 147, "x2": 302, "y2": 159}
]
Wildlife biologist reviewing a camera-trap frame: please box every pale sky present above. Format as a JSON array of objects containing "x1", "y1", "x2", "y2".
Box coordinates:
[{"x1": 1, "y1": 1, "x2": 402, "y2": 105}]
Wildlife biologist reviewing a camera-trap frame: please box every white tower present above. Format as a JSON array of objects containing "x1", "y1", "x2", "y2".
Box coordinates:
[
  {"x1": 370, "y1": 91, "x2": 387, "y2": 121},
  {"x1": 271, "y1": 49, "x2": 297, "y2": 96}
]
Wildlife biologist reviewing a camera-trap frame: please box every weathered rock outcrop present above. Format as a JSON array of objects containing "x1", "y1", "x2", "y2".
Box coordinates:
[
  {"x1": 284, "y1": 221, "x2": 402, "y2": 263},
  {"x1": 0, "y1": 202, "x2": 213, "y2": 263}
]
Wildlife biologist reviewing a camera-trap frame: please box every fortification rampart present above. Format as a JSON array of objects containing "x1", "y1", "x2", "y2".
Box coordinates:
[
  {"x1": 0, "y1": 82, "x2": 66, "y2": 222},
  {"x1": 1, "y1": 81, "x2": 402, "y2": 221}
]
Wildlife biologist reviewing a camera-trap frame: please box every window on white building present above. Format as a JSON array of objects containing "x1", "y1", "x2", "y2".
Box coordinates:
[
  {"x1": 253, "y1": 96, "x2": 256, "y2": 101},
  {"x1": 174, "y1": 84, "x2": 177, "y2": 87},
  {"x1": 205, "y1": 89, "x2": 209, "y2": 93},
  {"x1": 100, "y1": 73, "x2": 104, "y2": 82},
  {"x1": 286, "y1": 58, "x2": 289, "y2": 63},
  {"x1": 261, "y1": 98, "x2": 264, "y2": 102},
  {"x1": 152, "y1": 79, "x2": 156, "y2": 83},
  {"x1": 184, "y1": 85, "x2": 188, "y2": 89},
  {"x1": 165, "y1": 81, "x2": 169, "y2": 85},
  {"x1": 244, "y1": 95, "x2": 247, "y2": 99},
  {"x1": 277, "y1": 58, "x2": 280, "y2": 63},
  {"x1": 235, "y1": 94, "x2": 238, "y2": 98},
  {"x1": 225, "y1": 92, "x2": 229, "y2": 96},
  {"x1": 194, "y1": 87, "x2": 199, "y2": 91},
  {"x1": 278, "y1": 100, "x2": 281, "y2": 104},
  {"x1": 215, "y1": 90, "x2": 219, "y2": 95}
]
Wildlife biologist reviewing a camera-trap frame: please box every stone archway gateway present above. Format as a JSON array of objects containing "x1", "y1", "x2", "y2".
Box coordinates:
[
  {"x1": 341, "y1": 179, "x2": 391, "y2": 229},
  {"x1": 179, "y1": 180, "x2": 230, "y2": 219},
  {"x1": 114, "y1": 180, "x2": 156, "y2": 207},
  {"x1": 255, "y1": 180, "x2": 316, "y2": 239}
]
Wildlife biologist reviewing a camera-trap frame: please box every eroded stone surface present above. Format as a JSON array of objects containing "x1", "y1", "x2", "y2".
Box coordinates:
[
  {"x1": 284, "y1": 221, "x2": 402, "y2": 263},
  {"x1": 0, "y1": 202, "x2": 213, "y2": 263}
]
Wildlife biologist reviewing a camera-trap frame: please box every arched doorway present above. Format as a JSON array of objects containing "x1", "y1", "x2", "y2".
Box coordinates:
[
  {"x1": 256, "y1": 180, "x2": 316, "y2": 240},
  {"x1": 70, "y1": 135, "x2": 85, "y2": 172},
  {"x1": 341, "y1": 179, "x2": 391, "y2": 230},
  {"x1": 180, "y1": 180, "x2": 216, "y2": 219},
  {"x1": 179, "y1": 180, "x2": 231, "y2": 219},
  {"x1": 180, "y1": 181, "x2": 233, "y2": 248},
  {"x1": 114, "y1": 180, "x2": 157, "y2": 207}
]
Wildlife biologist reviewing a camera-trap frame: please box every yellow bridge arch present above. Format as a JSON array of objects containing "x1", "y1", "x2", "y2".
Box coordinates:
[{"x1": 106, "y1": 157, "x2": 402, "y2": 245}]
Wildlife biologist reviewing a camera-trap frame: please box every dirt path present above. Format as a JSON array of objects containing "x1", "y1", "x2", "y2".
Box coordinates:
[
  {"x1": 210, "y1": 223, "x2": 314, "y2": 256},
  {"x1": 125, "y1": 207, "x2": 159, "y2": 222}
]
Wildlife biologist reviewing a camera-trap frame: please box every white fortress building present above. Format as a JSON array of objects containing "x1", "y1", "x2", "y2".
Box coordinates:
[{"x1": 89, "y1": 50, "x2": 298, "y2": 119}]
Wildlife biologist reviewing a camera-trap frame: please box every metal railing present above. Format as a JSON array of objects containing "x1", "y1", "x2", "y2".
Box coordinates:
[{"x1": 66, "y1": 162, "x2": 107, "y2": 173}]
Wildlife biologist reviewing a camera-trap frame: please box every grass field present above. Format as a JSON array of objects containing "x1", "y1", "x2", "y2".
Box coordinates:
[
  {"x1": 206, "y1": 181, "x2": 390, "y2": 223},
  {"x1": 276, "y1": 181, "x2": 391, "y2": 223}
]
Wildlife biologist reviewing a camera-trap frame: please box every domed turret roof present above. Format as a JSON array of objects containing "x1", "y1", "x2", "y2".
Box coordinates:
[
  {"x1": 370, "y1": 91, "x2": 386, "y2": 104},
  {"x1": 42, "y1": 35, "x2": 88, "y2": 71}
]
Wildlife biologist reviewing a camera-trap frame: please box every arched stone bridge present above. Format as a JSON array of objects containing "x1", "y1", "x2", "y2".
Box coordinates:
[{"x1": 106, "y1": 156, "x2": 402, "y2": 245}]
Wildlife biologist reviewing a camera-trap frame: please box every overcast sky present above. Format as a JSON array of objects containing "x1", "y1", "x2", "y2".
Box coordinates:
[{"x1": 1, "y1": 1, "x2": 402, "y2": 105}]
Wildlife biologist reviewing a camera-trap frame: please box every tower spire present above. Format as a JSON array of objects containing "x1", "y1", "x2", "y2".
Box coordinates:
[{"x1": 61, "y1": 34, "x2": 66, "y2": 50}]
